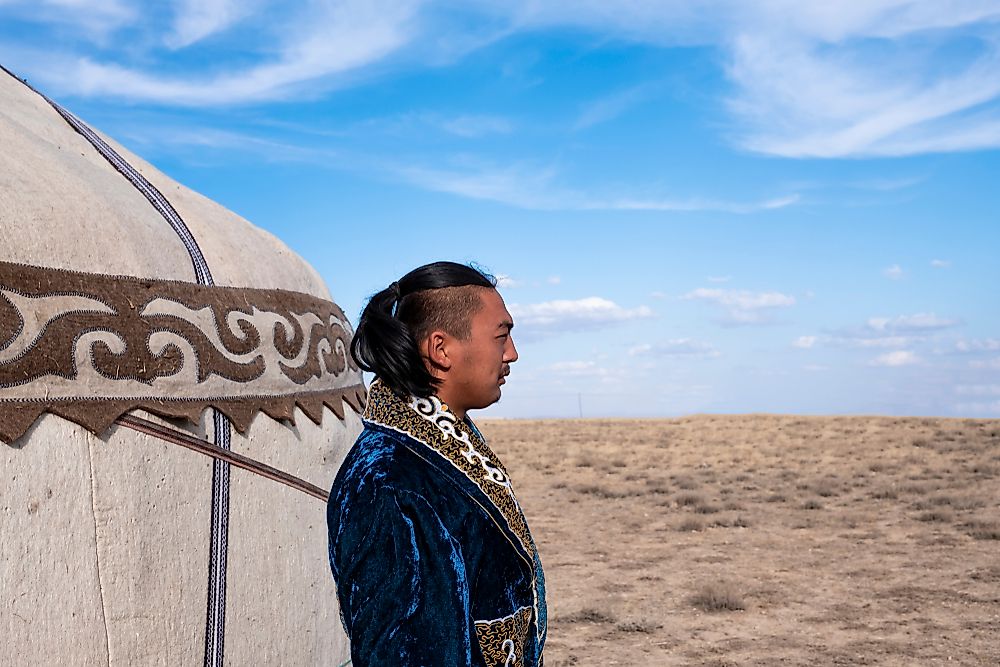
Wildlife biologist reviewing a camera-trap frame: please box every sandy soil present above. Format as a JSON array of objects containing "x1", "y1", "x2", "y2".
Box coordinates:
[{"x1": 479, "y1": 415, "x2": 1000, "y2": 666}]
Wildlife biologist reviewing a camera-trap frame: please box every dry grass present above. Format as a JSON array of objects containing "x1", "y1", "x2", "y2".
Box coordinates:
[
  {"x1": 689, "y1": 582, "x2": 746, "y2": 612},
  {"x1": 481, "y1": 414, "x2": 1000, "y2": 666}
]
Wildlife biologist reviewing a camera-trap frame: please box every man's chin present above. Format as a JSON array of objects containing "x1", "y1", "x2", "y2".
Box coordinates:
[{"x1": 470, "y1": 389, "x2": 503, "y2": 412}]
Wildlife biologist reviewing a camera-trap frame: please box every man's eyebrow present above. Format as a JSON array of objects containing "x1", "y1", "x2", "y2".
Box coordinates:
[{"x1": 497, "y1": 320, "x2": 514, "y2": 331}]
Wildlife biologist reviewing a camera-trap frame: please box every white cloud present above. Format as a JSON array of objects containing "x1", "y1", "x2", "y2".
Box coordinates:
[
  {"x1": 546, "y1": 275, "x2": 561, "y2": 285},
  {"x1": 506, "y1": 1, "x2": 1000, "y2": 157},
  {"x1": 868, "y1": 313, "x2": 959, "y2": 333},
  {"x1": 707, "y1": 275, "x2": 732, "y2": 283},
  {"x1": 29, "y1": 0, "x2": 421, "y2": 105},
  {"x1": 870, "y1": 350, "x2": 920, "y2": 367},
  {"x1": 396, "y1": 161, "x2": 798, "y2": 211},
  {"x1": 683, "y1": 287, "x2": 796, "y2": 324},
  {"x1": 629, "y1": 338, "x2": 720, "y2": 359},
  {"x1": 510, "y1": 297, "x2": 653, "y2": 337},
  {"x1": 793, "y1": 335, "x2": 817, "y2": 349},
  {"x1": 721, "y1": 3, "x2": 1000, "y2": 157},
  {"x1": 930, "y1": 259, "x2": 951, "y2": 269},
  {"x1": 822, "y1": 313, "x2": 959, "y2": 351},
  {"x1": 953, "y1": 399, "x2": 1000, "y2": 416},
  {"x1": 547, "y1": 360, "x2": 599, "y2": 375},
  {"x1": 956, "y1": 338, "x2": 1000, "y2": 352},
  {"x1": 541, "y1": 360, "x2": 628, "y2": 384},
  {"x1": 437, "y1": 114, "x2": 513, "y2": 137},
  {"x1": 573, "y1": 83, "x2": 655, "y2": 130},
  {"x1": 850, "y1": 335, "x2": 914, "y2": 349},
  {"x1": 495, "y1": 274, "x2": 523, "y2": 288},
  {"x1": 0, "y1": 0, "x2": 136, "y2": 40},
  {"x1": 167, "y1": 0, "x2": 251, "y2": 49},
  {"x1": 8, "y1": 1, "x2": 1000, "y2": 157},
  {"x1": 883, "y1": 264, "x2": 904, "y2": 280},
  {"x1": 954, "y1": 384, "x2": 1000, "y2": 397},
  {"x1": 970, "y1": 357, "x2": 1000, "y2": 370}
]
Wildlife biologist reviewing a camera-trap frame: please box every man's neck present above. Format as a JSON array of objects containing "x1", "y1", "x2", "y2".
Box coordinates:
[{"x1": 433, "y1": 389, "x2": 466, "y2": 420}]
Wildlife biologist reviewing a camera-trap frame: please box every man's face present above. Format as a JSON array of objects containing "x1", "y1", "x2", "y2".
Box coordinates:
[{"x1": 448, "y1": 288, "x2": 518, "y2": 413}]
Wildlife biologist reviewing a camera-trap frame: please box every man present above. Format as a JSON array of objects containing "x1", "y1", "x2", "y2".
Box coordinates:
[{"x1": 328, "y1": 261, "x2": 546, "y2": 666}]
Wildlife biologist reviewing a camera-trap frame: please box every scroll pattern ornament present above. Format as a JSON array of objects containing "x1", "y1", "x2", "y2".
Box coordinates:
[
  {"x1": 0, "y1": 260, "x2": 365, "y2": 443},
  {"x1": 474, "y1": 606, "x2": 532, "y2": 667}
]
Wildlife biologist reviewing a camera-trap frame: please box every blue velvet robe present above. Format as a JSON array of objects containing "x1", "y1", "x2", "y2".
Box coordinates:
[{"x1": 328, "y1": 380, "x2": 546, "y2": 666}]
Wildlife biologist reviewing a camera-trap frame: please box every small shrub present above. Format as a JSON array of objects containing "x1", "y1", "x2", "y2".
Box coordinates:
[
  {"x1": 971, "y1": 463, "x2": 997, "y2": 477},
  {"x1": 673, "y1": 475, "x2": 699, "y2": 490},
  {"x1": 802, "y1": 499, "x2": 823, "y2": 510},
  {"x1": 694, "y1": 503, "x2": 721, "y2": 514},
  {"x1": 765, "y1": 494, "x2": 786, "y2": 503},
  {"x1": 616, "y1": 620, "x2": 659, "y2": 633},
  {"x1": 690, "y1": 582, "x2": 746, "y2": 612},
  {"x1": 675, "y1": 492, "x2": 705, "y2": 507},
  {"x1": 575, "y1": 484, "x2": 630, "y2": 499},
  {"x1": 813, "y1": 479, "x2": 841, "y2": 497},
  {"x1": 917, "y1": 509, "x2": 954, "y2": 523},
  {"x1": 560, "y1": 608, "x2": 616, "y2": 624},
  {"x1": 871, "y1": 486, "x2": 898, "y2": 500},
  {"x1": 965, "y1": 520, "x2": 1000, "y2": 541},
  {"x1": 951, "y1": 496, "x2": 987, "y2": 510},
  {"x1": 677, "y1": 517, "x2": 705, "y2": 532}
]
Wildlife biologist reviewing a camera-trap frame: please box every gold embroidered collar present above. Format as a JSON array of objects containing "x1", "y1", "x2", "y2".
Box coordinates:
[{"x1": 363, "y1": 379, "x2": 537, "y2": 563}]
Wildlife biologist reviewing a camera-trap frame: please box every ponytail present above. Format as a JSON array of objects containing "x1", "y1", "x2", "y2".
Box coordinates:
[{"x1": 351, "y1": 262, "x2": 496, "y2": 398}]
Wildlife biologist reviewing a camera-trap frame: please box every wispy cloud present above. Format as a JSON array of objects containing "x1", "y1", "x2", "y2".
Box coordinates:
[
  {"x1": 629, "y1": 339, "x2": 720, "y2": 359},
  {"x1": 870, "y1": 350, "x2": 920, "y2": 367},
  {"x1": 509, "y1": 1, "x2": 1000, "y2": 157},
  {"x1": 510, "y1": 297, "x2": 653, "y2": 338},
  {"x1": 6, "y1": 1, "x2": 1000, "y2": 158},
  {"x1": 495, "y1": 274, "x2": 523, "y2": 288},
  {"x1": 0, "y1": 0, "x2": 136, "y2": 41},
  {"x1": 954, "y1": 384, "x2": 1000, "y2": 397},
  {"x1": 883, "y1": 264, "x2": 904, "y2": 280},
  {"x1": 956, "y1": 338, "x2": 1000, "y2": 353},
  {"x1": 573, "y1": 83, "x2": 655, "y2": 130},
  {"x1": 793, "y1": 335, "x2": 817, "y2": 349},
  {"x1": 437, "y1": 114, "x2": 513, "y2": 137},
  {"x1": 867, "y1": 313, "x2": 959, "y2": 333},
  {"x1": 21, "y1": 0, "x2": 420, "y2": 105},
  {"x1": 682, "y1": 287, "x2": 796, "y2": 325},
  {"x1": 722, "y1": 3, "x2": 1000, "y2": 157},
  {"x1": 930, "y1": 259, "x2": 951, "y2": 269},
  {"x1": 396, "y1": 161, "x2": 799, "y2": 211},
  {"x1": 815, "y1": 313, "x2": 961, "y2": 352},
  {"x1": 166, "y1": 0, "x2": 252, "y2": 49}
]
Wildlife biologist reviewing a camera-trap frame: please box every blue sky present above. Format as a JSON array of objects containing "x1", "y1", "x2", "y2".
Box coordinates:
[{"x1": 2, "y1": 1, "x2": 998, "y2": 418}]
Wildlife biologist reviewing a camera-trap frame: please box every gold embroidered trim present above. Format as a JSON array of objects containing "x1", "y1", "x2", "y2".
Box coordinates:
[
  {"x1": 363, "y1": 379, "x2": 537, "y2": 562},
  {"x1": 474, "y1": 606, "x2": 532, "y2": 667}
]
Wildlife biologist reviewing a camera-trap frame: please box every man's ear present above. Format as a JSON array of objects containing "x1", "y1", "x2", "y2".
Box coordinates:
[{"x1": 421, "y1": 330, "x2": 452, "y2": 374}]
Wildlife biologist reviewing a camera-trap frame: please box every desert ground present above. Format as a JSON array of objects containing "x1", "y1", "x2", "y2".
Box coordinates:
[{"x1": 479, "y1": 415, "x2": 1000, "y2": 666}]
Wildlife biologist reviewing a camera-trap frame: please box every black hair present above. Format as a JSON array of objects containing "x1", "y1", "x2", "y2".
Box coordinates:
[{"x1": 351, "y1": 261, "x2": 497, "y2": 398}]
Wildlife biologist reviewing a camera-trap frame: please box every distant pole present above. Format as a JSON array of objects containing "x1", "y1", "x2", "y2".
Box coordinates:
[{"x1": 577, "y1": 393, "x2": 583, "y2": 418}]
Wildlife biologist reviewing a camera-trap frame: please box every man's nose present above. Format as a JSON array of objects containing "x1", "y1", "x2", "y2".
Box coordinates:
[{"x1": 504, "y1": 336, "x2": 518, "y2": 363}]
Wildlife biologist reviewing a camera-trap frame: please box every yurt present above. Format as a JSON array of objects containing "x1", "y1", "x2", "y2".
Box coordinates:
[{"x1": 0, "y1": 65, "x2": 365, "y2": 665}]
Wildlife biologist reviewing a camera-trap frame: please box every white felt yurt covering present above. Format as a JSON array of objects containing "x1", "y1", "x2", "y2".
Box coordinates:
[{"x1": 0, "y1": 66, "x2": 364, "y2": 665}]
